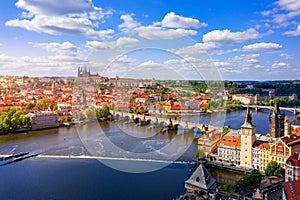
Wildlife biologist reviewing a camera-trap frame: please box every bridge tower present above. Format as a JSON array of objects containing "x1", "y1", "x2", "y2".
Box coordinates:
[{"x1": 269, "y1": 104, "x2": 285, "y2": 138}]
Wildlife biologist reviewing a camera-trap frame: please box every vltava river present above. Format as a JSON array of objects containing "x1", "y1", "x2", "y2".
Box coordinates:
[{"x1": 0, "y1": 110, "x2": 295, "y2": 199}]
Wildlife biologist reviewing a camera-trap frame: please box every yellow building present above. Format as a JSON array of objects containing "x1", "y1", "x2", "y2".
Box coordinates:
[
  {"x1": 240, "y1": 107, "x2": 256, "y2": 169},
  {"x1": 259, "y1": 143, "x2": 270, "y2": 172},
  {"x1": 198, "y1": 129, "x2": 221, "y2": 155},
  {"x1": 269, "y1": 134, "x2": 300, "y2": 169}
]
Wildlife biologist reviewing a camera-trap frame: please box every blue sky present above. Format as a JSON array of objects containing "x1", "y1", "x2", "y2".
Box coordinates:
[{"x1": 0, "y1": 0, "x2": 300, "y2": 80}]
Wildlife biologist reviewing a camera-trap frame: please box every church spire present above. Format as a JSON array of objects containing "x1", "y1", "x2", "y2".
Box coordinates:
[{"x1": 241, "y1": 106, "x2": 255, "y2": 128}]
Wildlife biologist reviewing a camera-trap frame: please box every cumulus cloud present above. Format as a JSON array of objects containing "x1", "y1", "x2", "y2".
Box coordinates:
[
  {"x1": 176, "y1": 28, "x2": 263, "y2": 56},
  {"x1": 279, "y1": 53, "x2": 293, "y2": 59},
  {"x1": 272, "y1": 61, "x2": 289, "y2": 68},
  {"x1": 118, "y1": 12, "x2": 204, "y2": 40},
  {"x1": 203, "y1": 28, "x2": 261, "y2": 44},
  {"x1": 5, "y1": 0, "x2": 114, "y2": 39},
  {"x1": 34, "y1": 41, "x2": 78, "y2": 53},
  {"x1": 242, "y1": 42, "x2": 282, "y2": 51},
  {"x1": 262, "y1": 0, "x2": 300, "y2": 26},
  {"x1": 284, "y1": 24, "x2": 300, "y2": 36},
  {"x1": 176, "y1": 42, "x2": 218, "y2": 55},
  {"x1": 86, "y1": 37, "x2": 139, "y2": 50},
  {"x1": 0, "y1": 51, "x2": 86, "y2": 76},
  {"x1": 161, "y1": 12, "x2": 207, "y2": 28},
  {"x1": 118, "y1": 14, "x2": 141, "y2": 32}
]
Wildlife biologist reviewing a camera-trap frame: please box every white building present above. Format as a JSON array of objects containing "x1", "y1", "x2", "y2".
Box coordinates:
[{"x1": 27, "y1": 111, "x2": 59, "y2": 130}]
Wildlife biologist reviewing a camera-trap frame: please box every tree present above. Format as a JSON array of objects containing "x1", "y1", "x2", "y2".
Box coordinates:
[
  {"x1": 36, "y1": 99, "x2": 49, "y2": 110},
  {"x1": 85, "y1": 109, "x2": 96, "y2": 120},
  {"x1": 232, "y1": 169, "x2": 262, "y2": 193},
  {"x1": 195, "y1": 149, "x2": 206, "y2": 160},
  {"x1": 65, "y1": 115, "x2": 72, "y2": 122},
  {"x1": 222, "y1": 126, "x2": 230, "y2": 134},
  {"x1": 265, "y1": 161, "x2": 284, "y2": 177},
  {"x1": 20, "y1": 115, "x2": 31, "y2": 128},
  {"x1": 0, "y1": 107, "x2": 31, "y2": 131},
  {"x1": 76, "y1": 111, "x2": 86, "y2": 120},
  {"x1": 25, "y1": 102, "x2": 35, "y2": 110}
]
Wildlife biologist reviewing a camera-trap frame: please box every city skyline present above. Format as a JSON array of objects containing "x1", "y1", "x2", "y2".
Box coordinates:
[{"x1": 0, "y1": 0, "x2": 300, "y2": 80}]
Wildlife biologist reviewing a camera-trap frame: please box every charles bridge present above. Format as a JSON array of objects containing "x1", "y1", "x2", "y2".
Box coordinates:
[{"x1": 111, "y1": 110, "x2": 221, "y2": 133}]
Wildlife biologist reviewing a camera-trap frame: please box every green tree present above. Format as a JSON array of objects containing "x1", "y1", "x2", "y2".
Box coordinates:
[
  {"x1": 265, "y1": 160, "x2": 284, "y2": 177},
  {"x1": 20, "y1": 115, "x2": 31, "y2": 128},
  {"x1": 222, "y1": 126, "x2": 230, "y2": 134},
  {"x1": 36, "y1": 99, "x2": 49, "y2": 110},
  {"x1": 25, "y1": 102, "x2": 35, "y2": 110},
  {"x1": 195, "y1": 149, "x2": 206, "y2": 160},
  {"x1": 85, "y1": 109, "x2": 96, "y2": 120},
  {"x1": 65, "y1": 115, "x2": 72, "y2": 122},
  {"x1": 76, "y1": 111, "x2": 86, "y2": 120},
  {"x1": 0, "y1": 107, "x2": 31, "y2": 131}
]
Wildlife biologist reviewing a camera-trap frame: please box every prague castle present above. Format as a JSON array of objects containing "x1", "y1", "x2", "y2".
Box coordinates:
[{"x1": 77, "y1": 66, "x2": 99, "y2": 78}]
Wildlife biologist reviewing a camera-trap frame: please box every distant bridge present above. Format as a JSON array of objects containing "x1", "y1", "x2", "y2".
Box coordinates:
[
  {"x1": 242, "y1": 105, "x2": 300, "y2": 114},
  {"x1": 111, "y1": 111, "x2": 221, "y2": 133}
]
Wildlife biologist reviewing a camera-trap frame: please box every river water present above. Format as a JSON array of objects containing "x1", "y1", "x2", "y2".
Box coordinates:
[{"x1": 0, "y1": 110, "x2": 295, "y2": 199}]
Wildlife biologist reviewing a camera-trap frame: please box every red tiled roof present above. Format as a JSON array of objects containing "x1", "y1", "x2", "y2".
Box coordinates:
[
  {"x1": 258, "y1": 142, "x2": 270, "y2": 149},
  {"x1": 293, "y1": 127, "x2": 300, "y2": 135},
  {"x1": 287, "y1": 152, "x2": 300, "y2": 167},
  {"x1": 282, "y1": 134, "x2": 300, "y2": 146},
  {"x1": 283, "y1": 180, "x2": 300, "y2": 200},
  {"x1": 219, "y1": 135, "x2": 241, "y2": 148}
]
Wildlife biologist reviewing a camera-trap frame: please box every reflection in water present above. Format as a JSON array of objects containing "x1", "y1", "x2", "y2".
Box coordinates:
[{"x1": 206, "y1": 166, "x2": 246, "y2": 186}]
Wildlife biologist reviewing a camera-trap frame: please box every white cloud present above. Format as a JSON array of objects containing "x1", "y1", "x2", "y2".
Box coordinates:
[
  {"x1": 118, "y1": 14, "x2": 141, "y2": 32},
  {"x1": 161, "y1": 12, "x2": 207, "y2": 28},
  {"x1": 262, "y1": 0, "x2": 300, "y2": 25},
  {"x1": 0, "y1": 52, "x2": 86, "y2": 76},
  {"x1": 118, "y1": 12, "x2": 203, "y2": 40},
  {"x1": 34, "y1": 41, "x2": 78, "y2": 53},
  {"x1": 213, "y1": 61, "x2": 231, "y2": 67},
  {"x1": 279, "y1": 53, "x2": 293, "y2": 59},
  {"x1": 136, "y1": 26, "x2": 197, "y2": 40},
  {"x1": 15, "y1": 0, "x2": 95, "y2": 16},
  {"x1": 139, "y1": 60, "x2": 162, "y2": 67},
  {"x1": 242, "y1": 42, "x2": 282, "y2": 51},
  {"x1": 276, "y1": 0, "x2": 300, "y2": 12},
  {"x1": 176, "y1": 42, "x2": 218, "y2": 55},
  {"x1": 254, "y1": 64, "x2": 265, "y2": 68},
  {"x1": 203, "y1": 28, "x2": 261, "y2": 44},
  {"x1": 116, "y1": 37, "x2": 139, "y2": 48},
  {"x1": 86, "y1": 37, "x2": 139, "y2": 50},
  {"x1": 284, "y1": 24, "x2": 300, "y2": 36},
  {"x1": 246, "y1": 59, "x2": 259, "y2": 64},
  {"x1": 272, "y1": 61, "x2": 289, "y2": 68},
  {"x1": 5, "y1": 0, "x2": 114, "y2": 39}
]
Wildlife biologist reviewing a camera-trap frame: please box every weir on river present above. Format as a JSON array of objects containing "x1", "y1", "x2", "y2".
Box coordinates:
[{"x1": 0, "y1": 154, "x2": 192, "y2": 165}]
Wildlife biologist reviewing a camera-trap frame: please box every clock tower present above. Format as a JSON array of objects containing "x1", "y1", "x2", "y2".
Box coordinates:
[{"x1": 240, "y1": 106, "x2": 256, "y2": 169}]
